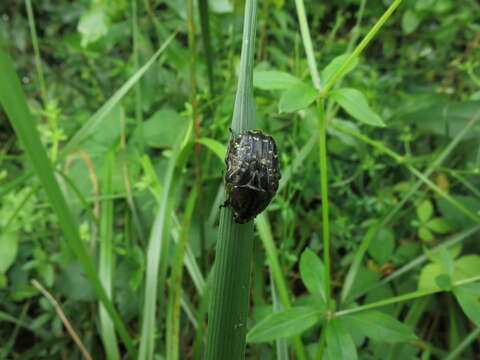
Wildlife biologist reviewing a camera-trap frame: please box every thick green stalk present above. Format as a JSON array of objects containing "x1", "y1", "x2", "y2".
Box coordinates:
[{"x1": 205, "y1": 1, "x2": 257, "y2": 358}]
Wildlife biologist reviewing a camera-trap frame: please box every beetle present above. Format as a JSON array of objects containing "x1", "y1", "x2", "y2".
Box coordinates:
[{"x1": 224, "y1": 129, "x2": 281, "y2": 224}]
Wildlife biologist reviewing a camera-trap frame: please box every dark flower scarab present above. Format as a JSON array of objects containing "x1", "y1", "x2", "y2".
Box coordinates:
[{"x1": 224, "y1": 129, "x2": 281, "y2": 224}]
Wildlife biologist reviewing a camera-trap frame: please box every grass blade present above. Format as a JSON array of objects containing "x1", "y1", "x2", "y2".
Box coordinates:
[
  {"x1": 98, "y1": 150, "x2": 119, "y2": 359},
  {"x1": 205, "y1": 1, "x2": 257, "y2": 358},
  {"x1": 0, "y1": 32, "x2": 135, "y2": 357},
  {"x1": 166, "y1": 187, "x2": 198, "y2": 360},
  {"x1": 62, "y1": 32, "x2": 177, "y2": 156},
  {"x1": 138, "y1": 122, "x2": 193, "y2": 360}
]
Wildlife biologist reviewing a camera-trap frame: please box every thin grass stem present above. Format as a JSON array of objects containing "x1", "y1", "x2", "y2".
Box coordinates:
[
  {"x1": 323, "y1": 0, "x2": 403, "y2": 94},
  {"x1": 294, "y1": 0, "x2": 321, "y2": 89},
  {"x1": 25, "y1": 0, "x2": 46, "y2": 103}
]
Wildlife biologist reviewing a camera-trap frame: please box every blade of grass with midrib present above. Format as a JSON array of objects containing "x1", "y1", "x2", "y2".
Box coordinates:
[{"x1": 204, "y1": 1, "x2": 256, "y2": 359}]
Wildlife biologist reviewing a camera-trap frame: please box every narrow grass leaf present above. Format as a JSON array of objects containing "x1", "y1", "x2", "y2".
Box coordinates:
[
  {"x1": 98, "y1": 150, "x2": 119, "y2": 360},
  {"x1": 166, "y1": 188, "x2": 198, "y2": 360},
  {"x1": 247, "y1": 306, "x2": 322, "y2": 343},
  {"x1": 62, "y1": 32, "x2": 176, "y2": 155},
  {"x1": 342, "y1": 310, "x2": 417, "y2": 343},
  {"x1": 253, "y1": 70, "x2": 301, "y2": 90},
  {"x1": 197, "y1": 137, "x2": 226, "y2": 162},
  {"x1": 255, "y1": 214, "x2": 308, "y2": 359},
  {"x1": 204, "y1": 0, "x2": 257, "y2": 359},
  {"x1": 279, "y1": 81, "x2": 318, "y2": 113},
  {"x1": 138, "y1": 123, "x2": 192, "y2": 360},
  {"x1": 445, "y1": 327, "x2": 480, "y2": 360},
  {"x1": 0, "y1": 32, "x2": 135, "y2": 357},
  {"x1": 331, "y1": 88, "x2": 385, "y2": 127},
  {"x1": 326, "y1": 318, "x2": 358, "y2": 360}
]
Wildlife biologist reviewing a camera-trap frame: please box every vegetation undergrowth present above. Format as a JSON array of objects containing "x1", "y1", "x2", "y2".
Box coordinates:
[{"x1": 1, "y1": 0, "x2": 480, "y2": 359}]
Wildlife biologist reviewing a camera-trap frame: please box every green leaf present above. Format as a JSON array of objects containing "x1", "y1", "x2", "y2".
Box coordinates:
[
  {"x1": 417, "y1": 200, "x2": 433, "y2": 222},
  {"x1": 77, "y1": 6, "x2": 110, "y2": 47},
  {"x1": 342, "y1": 310, "x2": 417, "y2": 344},
  {"x1": 0, "y1": 232, "x2": 18, "y2": 273},
  {"x1": 426, "y1": 218, "x2": 452, "y2": 234},
  {"x1": 143, "y1": 109, "x2": 187, "y2": 148},
  {"x1": 253, "y1": 70, "x2": 301, "y2": 90},
  {"x1": 349, "y1": 267, "x2": 381, "y2": 300},
  {"x1": 419, "y1": 226, "x2": 434, "y2": 242},
  {"x1": 399, "y1": 101, "x2": 480, "y2": 140},
  {"x1": 419, "y1": 255, "x2": 480, "y2": 291},
  {"x1": 418, "y1": 262, "x2": 444, "y2": 291},
  {"x1": 435, "y1": 274, "x2": 452, "y2": 290},
  {"x1": 368, "y1": 227, "x2": 395, "y2": 264},
  {"x1": 331, "y1": 88, "x2": 385, "y2": 127},
  {"x1": 437, "y1": 245, "x2": 455, "y2": 276},
  {"x1": 415, "y1": 0, "x2": 435, "y2": 10},
  {"x1": 321, "y1": 54, "x2": 358, "y2": 86},
  {"x1": 326, "y1": 318, "x2": 358, "y2": 360},
  {"x1": 454, "y1": 286, "x2": 480, "y2": 327},
  {"x1": 246, "y1": 306, "x2": 322, "y2": 343},
  {"x1": 197, "y1": 138, "x2": 227, "y2": 162},
  {"x1": 454, "y1": 255, "x2": 480, "y2": 282},
  {"x1": 299, "y1": 249, "x2": 325, "y2": 301},
  {"x1": 402, "y1": 9, "x2": 421, "y2": 35},
  {"x1": 457, "y1": 283, "x2": 480, "y2": 297},
  {"x1": 279, "y1": 82, "x2": 318, "y2": 113},
  {"x1": 426, "y1": 243, "x2": 462, "y2": 263}
]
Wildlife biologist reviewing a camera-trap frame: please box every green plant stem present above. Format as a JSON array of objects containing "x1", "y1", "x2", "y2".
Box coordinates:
[
  {"x1": 62, "y1": 32, "x2": 176, "y2": 156},
  {"x1": 256, "y1": 214, "x2": 307, "y2": 360},
  {"x1": 197, "y1": 0, "x2": 215, "y2": 97},
  {"x1": 335, "y1": 276, "x2": 480, "y2": 318},
  {"x1": 332, "y1": 123, "x2": 480, "y2": 223},
  {"x1": 340, "y1": 110, "x2": 480, "y2": 304},
  {"x1": 317, "y1": 99, "x2": 331, "y2": 309},
  {"x1": 131, "y1": 0, "x2": 144, "y2": 154},
  {"x1": 187, "y1": 0, "x2": 207, "y2": 273},
  {"x1": 166, "y1": 188, "x2": 197, "y2": 360},
  {"x1": 25, "y1": 0, "x2": 46, "y2": 103},
  {"x1": 323, "y1": 0, "x2": 402, "y2": 94},
  {"x1": 294, "y1": 0, "x2": 321, "y2": 89},
  {"x1": 315, "y1": 323, "x2": 328, "y2": 360},
  {"x1": 98, "y1": 150, "x2": 119, "y2": 360},
  {"x1": 346, "y1": 0, "x2": 367, "y2": 53},
  {"x1": 445, "y1": 327, "x2": 480, "y2": 360}
]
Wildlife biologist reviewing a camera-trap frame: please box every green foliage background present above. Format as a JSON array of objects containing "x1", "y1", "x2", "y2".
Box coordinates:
[{"x1": 1, "y1": 0, "x2": 480, "y2": 359}]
